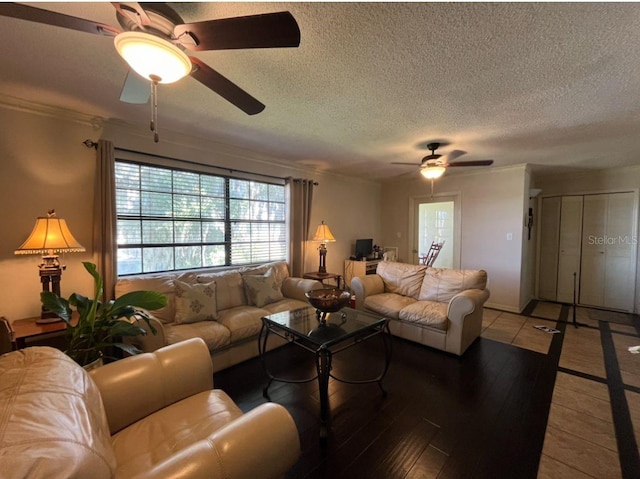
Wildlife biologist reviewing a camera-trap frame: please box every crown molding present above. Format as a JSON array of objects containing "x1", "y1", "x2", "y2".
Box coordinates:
[{"x1": 0, "y1": 93, "x2": 105, "y2": 129}]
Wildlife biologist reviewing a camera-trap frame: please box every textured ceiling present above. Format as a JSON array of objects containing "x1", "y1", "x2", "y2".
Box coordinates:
[{"x1": 2, "y1": 2, "x2": 640, "y2": 181}]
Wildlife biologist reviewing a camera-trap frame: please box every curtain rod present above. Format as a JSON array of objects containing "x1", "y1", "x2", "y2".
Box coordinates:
[{"x1": 82, "y1": 139, "x2": 317, "y2": 184}]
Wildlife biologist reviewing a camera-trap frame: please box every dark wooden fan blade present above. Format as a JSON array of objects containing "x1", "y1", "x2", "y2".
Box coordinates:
[
  {"x1": 0, "y1": 3, "x2": 120, "y2": 36},
  {"x1": 120, "y1": 70, "x2": 150, "y2": 104},
  {"x1": 174, "y1": 11, "x2": 300, "y2": 51},
  {"x1": 189, "y1": 57, "x2": 265, "y2": 115},
  {"x1": 446, "y1": 160, "x2": 494, "y2": 167}
]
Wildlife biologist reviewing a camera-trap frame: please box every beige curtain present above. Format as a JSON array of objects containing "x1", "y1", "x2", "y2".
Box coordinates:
[
  {"x1": 288, "y1": 178, "x2": 315, "y2": 277},
  {"x1": 93, "y1": 139, "x2": 117, "y2": 301}
]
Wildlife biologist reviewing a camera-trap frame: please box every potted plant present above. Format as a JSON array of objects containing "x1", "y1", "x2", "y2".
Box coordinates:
[{"x1": 41, "y1": 261, "x2": 167, "y2": 368}]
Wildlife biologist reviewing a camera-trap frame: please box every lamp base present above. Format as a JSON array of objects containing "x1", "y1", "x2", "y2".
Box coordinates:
[
  {"x1": 39, "y1": 265, "x2": 63, "y2": 323},
  {"x1": 318, "y1": 243, "x2": 327, "y2": 274},
  {"x1": 39, "y1": 307, "x2": 61, "y2": 324}
]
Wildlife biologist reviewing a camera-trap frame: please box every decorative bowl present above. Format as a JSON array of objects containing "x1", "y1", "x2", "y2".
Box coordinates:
[{"x1": 305, "y1": 288, "x2": 351, "y2": 313}]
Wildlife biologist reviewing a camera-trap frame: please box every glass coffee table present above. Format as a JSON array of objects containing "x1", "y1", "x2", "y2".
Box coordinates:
[{"x1": 259, "y1": 306, "x2": 391, "y2": 438}]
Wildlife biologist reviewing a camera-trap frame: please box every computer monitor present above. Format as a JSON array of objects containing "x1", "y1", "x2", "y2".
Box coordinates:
[{"x1": 354, "y1": 238, "x2": 373, "y2": 259}]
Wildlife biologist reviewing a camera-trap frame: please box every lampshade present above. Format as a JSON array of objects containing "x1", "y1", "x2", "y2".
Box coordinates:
[
  {"x1": 420, "y1": 165, "x2": 446, "y2": 180},
  {"x1": 15, "y1": 214, "x2": 85, "y2": 255},
  {"x1": 114, "y1": 32, "x2": 192, "y2": 84},
  {"x1": 312, "y1": 221, "x2": 336, "y2": 243}
]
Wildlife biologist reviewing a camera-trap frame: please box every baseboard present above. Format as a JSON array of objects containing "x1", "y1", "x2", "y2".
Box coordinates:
[{"x1": 484, "y1": 301, "x2": 521, "y2": 314}]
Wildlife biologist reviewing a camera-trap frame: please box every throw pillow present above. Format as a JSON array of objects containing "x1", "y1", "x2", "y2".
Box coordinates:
[
  {"x1": 174, "y1": 280, "x2": 218, "y2": 324},
  {"x1": 419, "y1": 268, "x2": 487, "y2": 302},
  {"x1": 376, "y1": 260, "x2": 427, "y2": 299},
  {"x1": 243, "y1": 267, "x2": 284, "y2": 308}
]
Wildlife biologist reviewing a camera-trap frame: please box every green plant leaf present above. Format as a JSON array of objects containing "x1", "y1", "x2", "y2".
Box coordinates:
[
  {"x1": 108, "y1": 319, "x2": 147, "y2": 337},
  {"x1": 112, "y1": 291, "x2": 167, "y2": 312},
  {"x1": 114, "y1": 342, "x2": 143, "y2": 357},
  {"x1": 40, "y1": 292, "x2": 72, "y2": 322},
  {"x1": 133, "y1": 312, "x2": 157, "y2": 335},
  {"x1": 82, "y1": 261, "x2": 100, "y2": 281},
  {"x1": 42, "y1": 261, "x2": 165, "y2": 366}
]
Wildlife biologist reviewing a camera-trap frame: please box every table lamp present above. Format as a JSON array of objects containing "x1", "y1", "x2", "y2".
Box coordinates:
[
  {"x1": 312, "y1": 220, "x2": 336, "y2": 274},
  {"x1": 15, "y1": 210, "x2": 86, "y2": 323}
]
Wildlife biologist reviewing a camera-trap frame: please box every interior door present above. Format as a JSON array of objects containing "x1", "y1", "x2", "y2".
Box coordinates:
[
  {"x1": 557, "y1": 196, "x2": 583, "y2": 303},
  {"x1": 604, "y1": 192, "x2": 636, "y2": 310},
  {"x1": 580, "y1": 192, "x2": 636, "y2": 310},
  {"x1": 412, "y1": 195, "x2": 460, "y2": 268},
  {"x1": 538, "y1": 197, "x2": 561, "y2": 301},
  {"x1": 538, "y1": 191, "x2": 637, "y2": 311},
  {"x1": 579, "y1": 194, "x2": 607, "y2": 306}
]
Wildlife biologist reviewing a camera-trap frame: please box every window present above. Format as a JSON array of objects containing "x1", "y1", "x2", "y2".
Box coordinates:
[{"x1": 115, "y1": 161, "x2": 286, "y2": 275}]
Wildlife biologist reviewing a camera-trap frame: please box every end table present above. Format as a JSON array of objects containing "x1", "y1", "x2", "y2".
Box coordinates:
[
  {"x1": 303, "y1": 271, "x2": 342, "y2": 289},
  {"x1": 11, "y1": 317, "x2": 67, "y2": 349}
]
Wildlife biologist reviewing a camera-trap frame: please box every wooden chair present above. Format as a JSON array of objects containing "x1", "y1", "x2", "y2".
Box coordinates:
[{"x1": 420, "y1": 241, "x2": 445, "y2": 267}]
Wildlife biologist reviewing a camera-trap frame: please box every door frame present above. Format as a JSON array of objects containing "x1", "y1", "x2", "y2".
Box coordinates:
[{"x1": 409, "y1": 192, "x2": 461, "y2": 268}]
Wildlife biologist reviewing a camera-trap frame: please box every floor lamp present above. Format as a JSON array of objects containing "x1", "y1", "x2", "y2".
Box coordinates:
[
  {"x1": 14, "y1": 210, "x2": 86, "y2": 323},
  {"x1": 312, "y1": 220, "x2": 336, "y2": 274}
]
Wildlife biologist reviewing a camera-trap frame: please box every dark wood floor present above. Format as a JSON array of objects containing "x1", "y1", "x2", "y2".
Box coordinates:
[{"x1": 214, "y1": 318, "x2": 560, "y2": 478}]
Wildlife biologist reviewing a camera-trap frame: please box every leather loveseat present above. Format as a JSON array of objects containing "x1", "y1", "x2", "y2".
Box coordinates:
[
  {"x1": 116, "y1": 261, "x2": 323, "y2": 372},
  {"x1": 0, "y1": 338, "x2": 300, "y2": 479},
  {"x1": 351, "y1": 261, "x2": 489, "y2": 355}
]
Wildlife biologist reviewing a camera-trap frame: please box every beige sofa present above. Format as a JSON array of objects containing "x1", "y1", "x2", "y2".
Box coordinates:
[
  {"x1": 351, "y1": 261, "x2": 490, "y2": 355},
  {"x1": 0, "y1": 338, "x2": 300, "y2": 479},
  {"x1": 116, "y1": 261, "x2": 322, "y2": 372}
]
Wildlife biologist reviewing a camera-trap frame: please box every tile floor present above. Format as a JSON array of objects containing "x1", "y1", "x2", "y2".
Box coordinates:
[{"x1": 481, "y1": 303, "x2": 640, "y2": 479}]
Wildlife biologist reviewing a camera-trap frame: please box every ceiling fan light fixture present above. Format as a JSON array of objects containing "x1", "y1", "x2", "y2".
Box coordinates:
[
  {"x1": 420, "y1": 165, "x2": 446, "y2": 180},
  {"x1": 114, "y1": 31, "x2": 191, "y2": 84}
]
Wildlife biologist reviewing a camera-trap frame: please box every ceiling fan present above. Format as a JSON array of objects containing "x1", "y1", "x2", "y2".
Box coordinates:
[
  {"x1": 0, "y1": 2, "x2": 301, "y2": 141},
  {"x1": 393, "y1": 142, "x2": 494, "y2": 179}
]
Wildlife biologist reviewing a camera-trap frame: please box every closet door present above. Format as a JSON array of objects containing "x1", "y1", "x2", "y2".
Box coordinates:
[
  {"x1": 580, "y1": 195, "x2": 606, "y2": 306},
  {"x1": 557, "y1": 196, "x2": 583, "y2": 303},
  {"x1": 605, "y1": 192, "x2": 635, "y2": 310},
  {"x1": 538, "y1": 197, "x2": 561, "y2": 300},
  {"x1": 580, "y1": 192, "x2": 635, "y2": 310}
]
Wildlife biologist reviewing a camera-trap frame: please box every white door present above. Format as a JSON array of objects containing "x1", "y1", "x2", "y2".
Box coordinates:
[
  {"x1": 580, "y1": 194, "x2": 606, "y2": 306},
  {"x1": 412, "y1": 195, "x2": 460, "y2": 268},
  {"x1": 604, "y1": 193, "x2": 636, "y2": 310},
  {"x1": 557, "y1": 196, "x2": 583, "y2": 303},
  {"x1": 580, "y1": 192, "x2": 636, "y2": 310},
  {"x1": 538, "y1": 197, "x2": 561, "y2": 301}
]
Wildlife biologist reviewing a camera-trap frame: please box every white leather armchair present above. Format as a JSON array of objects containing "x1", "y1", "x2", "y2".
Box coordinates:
[{"x1": 0, "y1": 338, "x2": 300, "y2": 479}]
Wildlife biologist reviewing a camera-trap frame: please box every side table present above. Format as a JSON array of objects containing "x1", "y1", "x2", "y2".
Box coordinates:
[
  {"x1": 11, "y1": 317, "x2": 67, "y2": 349},
  {"x1": 303, "y1": 271, "x2": 342, "y2": 289}
]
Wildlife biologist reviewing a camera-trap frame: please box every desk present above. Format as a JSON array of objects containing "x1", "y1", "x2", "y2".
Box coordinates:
[
  {"x1": 12, "y1": 317, "x2": 67, "y2": 349},
  {"x1": 303, "y1": 271, "x2": 342, "y2": 289}
]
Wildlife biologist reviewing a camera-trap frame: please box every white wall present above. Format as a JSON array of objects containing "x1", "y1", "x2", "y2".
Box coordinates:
[
  {"x1": 535, "y1": 165, "x2": 640, "y2": 313},
  {"x1": 0, "y1": 102, "x2": 381, "y2": 321},
  {"x1": 381, "y1": 165, "x2": 528, "y2": 312}
]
